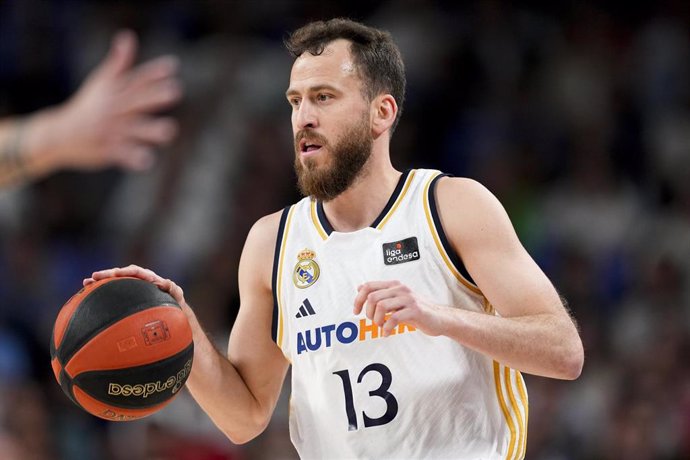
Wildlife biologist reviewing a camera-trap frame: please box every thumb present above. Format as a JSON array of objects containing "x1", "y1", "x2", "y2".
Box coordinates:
[{"x1": 98, "y1": 29, "x2": 138, "y2": 78}]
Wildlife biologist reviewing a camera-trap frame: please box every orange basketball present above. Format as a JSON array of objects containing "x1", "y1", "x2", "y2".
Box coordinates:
[{"x1": 50, "y1": 277, "x2": 194, "y2": 421}]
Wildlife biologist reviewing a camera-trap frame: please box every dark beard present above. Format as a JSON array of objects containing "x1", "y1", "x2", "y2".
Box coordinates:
[{"x1": 294, "y1": 116, "x2": 372, "y2": 202}]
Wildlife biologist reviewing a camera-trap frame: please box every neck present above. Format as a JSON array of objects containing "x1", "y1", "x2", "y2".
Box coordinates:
[{"x1": 321, "y1": 145, "x2": 400, "y2": 232}]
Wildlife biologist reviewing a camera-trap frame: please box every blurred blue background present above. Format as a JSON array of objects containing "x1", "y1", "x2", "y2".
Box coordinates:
[{"x1": 1, "y1": 0, "x2": 689, "y2": 459}]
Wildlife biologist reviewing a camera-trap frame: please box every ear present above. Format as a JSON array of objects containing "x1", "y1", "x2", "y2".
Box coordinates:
[{"x1": 371, "y1": 94, "x2": 398, "y2": 138}]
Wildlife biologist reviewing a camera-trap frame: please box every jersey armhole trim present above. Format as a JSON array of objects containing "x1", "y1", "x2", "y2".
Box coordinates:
[
  {"x1": 423, "y1": 173, "x2": 482, "y2": 295},
  {"x1": 272, "y1": 205, "x2": 295, "y2": 346}
]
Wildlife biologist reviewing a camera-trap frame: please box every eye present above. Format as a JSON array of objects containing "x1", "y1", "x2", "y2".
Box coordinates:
[
  {"x1": 316, "y1": 93, "x2": 332, "y2": 102},
  {"x1": 289, "y1": 97, "x2": 301, "y2": 108}
]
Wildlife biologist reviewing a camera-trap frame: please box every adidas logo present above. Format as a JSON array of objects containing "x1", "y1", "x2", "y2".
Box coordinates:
[{"x1": 295, "y1": 298, "x2": 316, "y2": 318}]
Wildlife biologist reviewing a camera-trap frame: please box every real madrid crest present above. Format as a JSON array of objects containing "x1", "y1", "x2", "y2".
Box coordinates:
[{"x1": 293, "y1": 248, "x2": 320, "y2": 289}]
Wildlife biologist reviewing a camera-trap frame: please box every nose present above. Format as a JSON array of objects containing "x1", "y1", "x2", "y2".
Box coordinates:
[{"x1": 293, "y1": 100, "x2": 318, "y2": 130}]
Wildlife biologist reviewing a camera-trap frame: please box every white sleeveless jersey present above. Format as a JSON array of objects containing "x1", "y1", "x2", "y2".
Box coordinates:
[{"x1": 272, "y1": 169, "x2": 528, "y2": 459}]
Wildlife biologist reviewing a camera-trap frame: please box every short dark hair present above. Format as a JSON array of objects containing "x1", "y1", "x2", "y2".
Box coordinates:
[{"x1": 285, "y1": 18, "x2": 406, "y2": 133}]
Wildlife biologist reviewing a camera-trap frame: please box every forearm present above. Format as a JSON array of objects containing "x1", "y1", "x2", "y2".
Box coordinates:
[
  {"x1": 184, "y1": 311, "x2": 272, "y2": 444},
  {"x1": 438, "y1": 306, "x2": 583, "y2": 380},
  {"x1": 0, "y1": 109, "x2": 65, "y2": 186}
]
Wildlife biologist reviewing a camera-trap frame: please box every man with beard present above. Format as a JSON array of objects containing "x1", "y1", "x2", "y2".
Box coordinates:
[{"x1": 87, "y1": 19, "x2": 583, "y2": 459}]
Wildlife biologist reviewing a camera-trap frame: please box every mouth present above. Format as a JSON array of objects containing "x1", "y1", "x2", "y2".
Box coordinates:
[{"x1": 299, "y1": 139, "x2": 323, "y2": 156}]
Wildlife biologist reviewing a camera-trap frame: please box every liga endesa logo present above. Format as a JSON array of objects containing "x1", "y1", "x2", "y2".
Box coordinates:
[
  {"x1": 382, "y1": 237, "x2": 420, "y2": 265},
  {"x1": 107, "y1": 359, "x2": 192, "y2": 398}
]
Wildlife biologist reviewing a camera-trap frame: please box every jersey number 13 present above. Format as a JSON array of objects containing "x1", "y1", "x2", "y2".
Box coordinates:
[{"x1": 333, "y1": 362, "x2": 399, "y2": 431}]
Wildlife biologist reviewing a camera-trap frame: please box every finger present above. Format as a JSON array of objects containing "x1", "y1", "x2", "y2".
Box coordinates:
[
  {"x1": 100, "y1": 30, "x2": 138, "y2": 78},
  {"x1": 381, "y1": 308, "x2": 414, "y2": 337},
  {"x1": 110, "y1": 144, "x2": 156, "y2": 171},
  {"x1": 362, "y1": 280, "x2": 402, "y2": 291},
  {"x1": 153, "y1": 278, "x2": 185, "y2": 303},
  {"x1": 354, "y1": 280, "x2": 400, "y2": 313},
  {"x1": 167, "y1": 280, "x2": 184, "y2": 300},
  {"x1": 125, "y1": 56, "x2": 180, "y2": 92},
  {"x1": 118, "y1": 79, "x2": 182, "y2": 115},
  {"x1": 365, "y1": 288, "x2": 399, "y2": 321},
  {"x1": 381, "y1": 313, "x2": 400, "y2": 337},
  {"x1": 125, "y1": 117, "x2": 178, "y2": 146},
  {"x1": 83, "y1": 277, "x2": 95, "y2": 286},
  {"x1": 90, "y1": 265, "x2": 153, "y2": 282},
  {"x1": 372, "y1": 297, "x2": 403, "y2": 327},
  {"x1": 353, "y1": 285, "x2": 369, "y2": 314},
  {"x1": 89, "y1": 267, "x2": 123, "y2": 280}
]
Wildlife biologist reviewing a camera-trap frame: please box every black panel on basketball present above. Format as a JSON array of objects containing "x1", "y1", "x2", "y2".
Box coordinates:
[
  {"x1": 56, "y1": 278, "x2": 179, "y2": 365},
  {"x1": 73, "y1": 344, "x2": 193, "y2": 409},
  {"x1": 59, "y1": 368, "x2": 76, "y2": 404}
]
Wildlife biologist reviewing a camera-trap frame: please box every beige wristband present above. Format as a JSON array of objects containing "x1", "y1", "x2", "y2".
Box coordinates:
[{"x1": 0, "y1": 118, "x2": 28, "y2": 186}]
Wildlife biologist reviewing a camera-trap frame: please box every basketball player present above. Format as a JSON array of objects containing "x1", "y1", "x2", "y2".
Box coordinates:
[
  {"x1": 86, "y1": 19, "x2": 584, "y2": 459},
  {"x1": 0, "y1": 30, "x2": 181, "y2": 187}
]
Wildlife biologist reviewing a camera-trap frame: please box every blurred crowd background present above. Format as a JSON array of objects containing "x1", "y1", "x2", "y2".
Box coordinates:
[{"x1": 1, "y1": 0, "x2": 689, "y2": 459}]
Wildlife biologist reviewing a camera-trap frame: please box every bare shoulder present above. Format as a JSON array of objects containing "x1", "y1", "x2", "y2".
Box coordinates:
[
  {"x1": 246, "y1": 209, "x2": 284, "y2": 248},
  {"x1": 240, "y1": 209, "x2": 285, "y2": 291},
  {"x1": 435, "y1": 176, "x2": 500, "y2": 208},
  {"x1": 434, "y1": 176, "x2": 512, "y2": 239}
]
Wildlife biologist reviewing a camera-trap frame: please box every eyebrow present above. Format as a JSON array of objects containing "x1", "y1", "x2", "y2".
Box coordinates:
[{"x1": 285, "y1": 84, "x2": 341, "y2": 98}]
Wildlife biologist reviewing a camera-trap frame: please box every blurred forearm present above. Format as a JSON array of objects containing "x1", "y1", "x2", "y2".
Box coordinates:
[{"x1": 0, "y1": 109, "x2": 63, "y2": 186}]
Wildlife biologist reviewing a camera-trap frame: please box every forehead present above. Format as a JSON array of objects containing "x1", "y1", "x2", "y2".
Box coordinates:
[{"x1": 288, "y1": 39, "x2": 361, "y2": 91}]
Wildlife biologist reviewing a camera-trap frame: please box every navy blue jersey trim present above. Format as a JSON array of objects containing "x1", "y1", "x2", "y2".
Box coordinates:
[
  {"x1": 315, "y1": 169, "x2": 412, "y2": 233},
  {"x1": 271, "y1": 207, "x2": 291, "y2": 343},
  {"x1": 316, "y1": 200, "x2": 334, "y2": 236},
  {"x1": 428, "y1": 174, "x2": 477, "y2": 286},
  {"x1": 370, "y1": 169, "x2": 412, "y2": 229}
]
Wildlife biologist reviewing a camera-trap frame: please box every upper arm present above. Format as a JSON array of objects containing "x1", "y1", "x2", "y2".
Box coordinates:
[
  {"x1": 228, "y1": 211, "x2": 289, "y2": 416},
  {"x1": 435, "y1": 177, "x2": 565, "y2": 318}
]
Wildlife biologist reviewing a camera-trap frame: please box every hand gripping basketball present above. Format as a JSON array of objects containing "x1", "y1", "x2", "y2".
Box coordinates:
[{"x1": 51, "y1": 272, "x2": 194, "y2": 421}]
